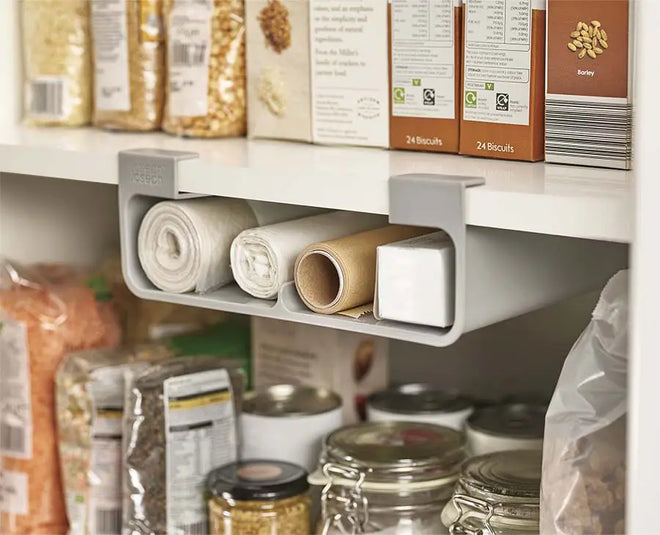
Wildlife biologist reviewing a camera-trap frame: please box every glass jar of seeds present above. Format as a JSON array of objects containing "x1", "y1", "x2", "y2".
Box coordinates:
[{"x1": 208, "y1": 460, "x2": 311, "y2": 535}]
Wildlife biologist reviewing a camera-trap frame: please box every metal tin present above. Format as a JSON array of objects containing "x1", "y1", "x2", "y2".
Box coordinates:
[
  {"x1": 241, "y1": 385, "x2": 343, "y2": 472},
  {"x1": 367, "y1": 383, "x2": 474, "y2": 430},
  {"x1": 441, "y1": 450, "x2": 542, "y2": 534},
  {"x1": 466, "y1": 403, "x2": 546, "y2": 456}
]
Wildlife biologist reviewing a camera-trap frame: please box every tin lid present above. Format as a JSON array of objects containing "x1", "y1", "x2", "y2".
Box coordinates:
[
  {"x1": 368, "y1": 384, "x2": 473, "y2": 415},
  {"x1": 208, "y1": 460, "x2": 309, "y2": 502},
  {"x1": 467, "y1": 403, "x2": 546, "y2": 439},
  {"x1": 323, "y1": 421, "x2": 466, "y2": 483},
  {"x1": 461, "y1": 450, "x2": 542, "y2": 500},
  {"x1": 243, "y1": 384, "x2": 342, "y2": 417}
]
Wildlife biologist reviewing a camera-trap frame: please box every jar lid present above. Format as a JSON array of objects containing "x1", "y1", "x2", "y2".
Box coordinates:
[
  {"x1": 461, "y1": 450, "x2": 542, "y2": 500},
  {"x1": 323, "y1": 421, "x2": 466, "y2": 482},
  {"x1": 243, "y1": 384, "x2": 342, "y2": 416},
  {"x1": 208, "y1": 460, "x2": 309, "y2": 501},
  {"x1": 368, "y1": 384, "x2": 473, "y2": 415},
  {"x1": 467, "y1": 403, "x2": 546, "y2": 439}
]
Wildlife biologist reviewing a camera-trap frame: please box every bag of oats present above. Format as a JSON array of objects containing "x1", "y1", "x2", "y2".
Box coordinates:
[
  {"x1": 56, "y1": 345, "x2": 174, "y2": 535},
  {"x1": 123, "y1": 356, "x2": 244, "y2": 534},
  {"x1": 21, "y1": 0, "x2": 93, "y2": 126},
  {"x1": 162, "y1": 0, "x2": 247, "y2": 138},
  {"x1": 91, "y1": 0, "x2": 166, "y2": 131}
]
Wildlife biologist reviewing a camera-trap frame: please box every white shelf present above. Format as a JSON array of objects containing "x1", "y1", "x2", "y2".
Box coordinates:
[{"x1": 0, "y1": 126, "x2": 633, "y2": 243}]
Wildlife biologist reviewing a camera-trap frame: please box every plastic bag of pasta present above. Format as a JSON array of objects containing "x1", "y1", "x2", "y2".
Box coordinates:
[
  {"x1": 56, "y1": 345, "x2": 174, "y2": 535},
  {"x1": 91, "y1": 0, "x2": 166, "y2": 131},
  {"x1": 0, "y1": 261, "x2": 121, "y2": 535},
  {"x1": 22, "y1": 0, "x2": 92, "y2": 126},
  {"x1": 162, "y1": 0, "x2": 247, "y2": 137},
  {"x1": 123, "y1": 356, "x2": 244, "y2": 534},
  {"x1": 541, "y1": 270, "x2": 628, "y2": 535}
]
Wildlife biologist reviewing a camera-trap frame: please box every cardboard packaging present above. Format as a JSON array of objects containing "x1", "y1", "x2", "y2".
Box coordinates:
[
  {"x1": 389, "y1": 0, "x2": 462, "y2": 153},
  {"x1": 251, "y1": 317, "x2": 389, "y2": 422},
  {"x1": 246, "y1": 0, "x2": 313, "y2": 142},
  {"x1": 375, "y1": 232, "x2": 455, "y2": 328},
  {"x1": 545, "y1": 0, "x2": 633, "y2": 170},
  {"x1": 460, "y1": 0, "x2": 546, "y2": 161},
  {"x1": 309, "y1": 0, "x2": 389, "y2": 147}
]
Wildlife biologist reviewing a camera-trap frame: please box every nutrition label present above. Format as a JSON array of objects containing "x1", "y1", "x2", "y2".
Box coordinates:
[
  {"x1": 164, "y1": 370, "x2": 236, "y2": 535},
  {"x1": 391, "y1": 0, "x2": 456, "y2": 120},
  {"x1": 463, "y1": 0, "x2": 533, "y2": 126},
  {"x1": 91, "y1": 0, "x2": 131, "y2": 111}
]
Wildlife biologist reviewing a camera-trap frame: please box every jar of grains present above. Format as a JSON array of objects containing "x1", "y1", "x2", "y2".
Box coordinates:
[
  {"x1": 208, "y1": 460, "x2": 311, "y2": 535},
  {"x1": 312, "y1": 421, "x2": 467, "y2": 535},
  {"x1": 441, "y1": 450, "x2": 542, "y2": 535},
  {"x1": 162, "y1": 0, "x2": 246, "y2": 137}
]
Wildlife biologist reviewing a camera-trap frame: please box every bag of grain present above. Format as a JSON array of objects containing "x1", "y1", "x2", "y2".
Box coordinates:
[
  {"x1": 162, "y1": 0, "x2": 247, "y2": 137},
  {"x1": 0, "y1": 261, "x2": 121, "y2": 535},
  {"x1": 22, "y1": 0, "x2": 93, "y2": 126},
  {"x1": 56, "y1": 345, "x2": 174, "y2": 535}
]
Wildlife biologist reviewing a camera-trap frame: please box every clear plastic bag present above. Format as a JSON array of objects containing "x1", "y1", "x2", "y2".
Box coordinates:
[
  {"x1": 92, "y1": 0, "x2": 166, "y2": 131},
  {"x1": 123, "y1": 356, "x2": 244, "y2": 534},
  {"x1": 56, "y1": 345, "x2": 174, "y2": 535},
  {"x1": 0, "y1": 261, "x2": 121, "y2": 535},
  {"x1": 162, "y1": 0, "x2": 247, "y2": 138},
  {"x1": 541, "y1": 270, "x2": 628, "y2": 535},
  {"x1": 22, "y1": 0, "x2": 93, "y2": 126}
]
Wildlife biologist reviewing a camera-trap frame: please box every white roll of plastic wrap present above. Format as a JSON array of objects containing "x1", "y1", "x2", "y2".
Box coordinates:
[
  {"x1": 138, "y1": 197, "x2": 318, "y2": 294},
  {"x1": 230, "y1": 211, "x2": 386, "y2": 299}
]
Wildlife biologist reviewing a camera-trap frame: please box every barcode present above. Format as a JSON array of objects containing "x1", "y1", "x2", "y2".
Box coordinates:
[
  {"x1": 29, "y1": 79, "x2": 65, "y2": 117},
  {"x1": 177, "y1": 522, "x2": 207, "y2": 535},
  {"x1": 171, "y1": 44, "x2": 207, "y2": 67},
  {"x1": 1, "y1": 423, "x2": 26, "y2": 455},
  {"x1": 546, "y1": 99, "x2": 632, "y2": 164},
  {"x1": 95, "y1": 508, "x2": 121, "y2": 535}
]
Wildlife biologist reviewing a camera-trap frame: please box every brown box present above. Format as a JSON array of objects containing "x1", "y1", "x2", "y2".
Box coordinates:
[
  {"x1": 459, "y1": 0, "x2": 545, "y2": 162},
  {"x1": 389, "y1": 1, "x2": 461, "y2": 153},
  {"x1": 545, "y1": 0, "x2": 633, "y2": 170}
]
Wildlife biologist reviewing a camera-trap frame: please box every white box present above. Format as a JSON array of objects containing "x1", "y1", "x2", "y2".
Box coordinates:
[
  {"x1": 375, "y1": 232, "x2": 455, "y2": 328},
  {"x1": 309, "y1": 0, "x2": 389, "y2": 147},
  {"x1": 252, "y1": 317, "x2": 389, "y2": 423}
]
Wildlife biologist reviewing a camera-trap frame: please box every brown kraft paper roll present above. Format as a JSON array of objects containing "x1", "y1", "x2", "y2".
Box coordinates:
[{"x1": 294, "y1": 225, "x2": 431, "y2": 315}]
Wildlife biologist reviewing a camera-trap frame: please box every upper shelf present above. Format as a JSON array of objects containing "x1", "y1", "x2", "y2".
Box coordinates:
[{"x1": 0, "y1": 125, "x2": 633, "y2": 243}]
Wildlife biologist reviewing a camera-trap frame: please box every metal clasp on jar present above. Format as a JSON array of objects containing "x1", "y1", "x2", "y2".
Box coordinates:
[
  {"x1": 449, "y1": 494, "x2": 538, "y2": 535},
  {"x1": 320, "y1": 463, "x2": 369, "y2": 535}
]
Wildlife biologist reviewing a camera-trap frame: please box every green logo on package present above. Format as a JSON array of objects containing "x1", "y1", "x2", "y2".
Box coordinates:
[
  {"x1": 412, "y1": 79, "x2": 421, "y2": 86},
  {"x1": 465, "y1": 90, "x2": 478, "y2": 108},
  {"x1": 485, "y1": 82, "x2": 495, "y2": 91},
  {"x1": 393, "y1": 87, "x2": 406, "y2": 104}
]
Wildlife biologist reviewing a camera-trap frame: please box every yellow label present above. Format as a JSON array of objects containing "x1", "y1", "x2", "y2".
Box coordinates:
[
  {"x1": 139, "y1": 0, "x2": 164, "y2": 42},
  {"x1": 96, "y1": 408, "x2": 123, "y2": 419},
  {"x1": 169, "y1": 391, "x2": 231, "y2": 410}
]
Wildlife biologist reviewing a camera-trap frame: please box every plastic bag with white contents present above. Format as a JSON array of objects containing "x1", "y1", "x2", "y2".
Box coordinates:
[{"x1": 540, "y1": 270, "x2": 628, "y2": 535}]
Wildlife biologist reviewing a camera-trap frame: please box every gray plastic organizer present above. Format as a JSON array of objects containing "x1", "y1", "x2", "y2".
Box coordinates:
[{"x1": 118, "y1": 149, "x2": 628, "y2": 347}]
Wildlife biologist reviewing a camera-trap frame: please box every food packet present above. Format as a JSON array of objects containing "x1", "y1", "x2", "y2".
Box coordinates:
[
  {"x1": 0, "y1": 261, "x2": 121, "y2": 535},
  {"x1": 162, "y1": 0, "x2": 247, "y2": 137},
  {"x1": 540, "y1": 270, "x2": 628, "y2": 535},
  {"x1": 123, "y1": 356, "x2": 244, "y2": 534},
  {"x1": 91, "y1": 0, "x2": 166, "y2": 131},
  {"x1": 56, "y1": 345, "x2": 174, "y2": 535},
  {"x1": 21, "y1": 0, "x2": 92, "y2": 126}
]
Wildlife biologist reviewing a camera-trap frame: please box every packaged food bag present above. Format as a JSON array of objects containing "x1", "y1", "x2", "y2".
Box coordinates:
[
  {"x1": 123, "y1": 356, "x2": 244, "y2": 534},
  {"x1": 91, "y1": 0, "x2": 166, "y2": 131},
  {"x1": 541, "y1": 270, "x2": 628, "y2": 535},
  {"x1": 56, "y1": 345, "x2": 174, "y2": 535},
  {"x1": 0, "y1": 261, "x2": 121, "y2": 535},
  {"x1": 162, "y1": 0, "x2": 247, "y2": 137},
  {"x1": 22, "y1": 0, "x2": 92, "y2": 126}
]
